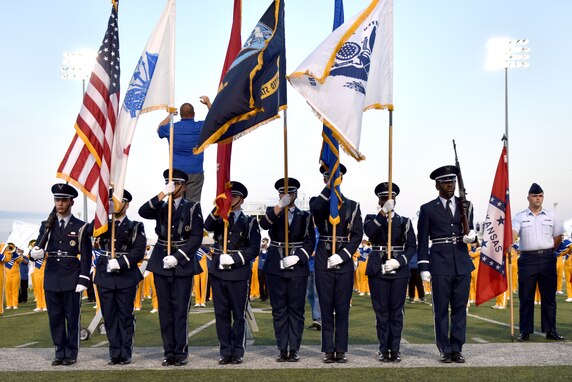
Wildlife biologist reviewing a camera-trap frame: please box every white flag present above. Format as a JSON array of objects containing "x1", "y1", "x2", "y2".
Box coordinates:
[
  {"x1": 5, "y1": 221, "x2": 40, "y2": 255},
  {"x1": 288, "y1": 0, "x2": 393, "y2": 161},
  {"x1": 110, "y1": 0, "x2": 176, "y2": 206}
]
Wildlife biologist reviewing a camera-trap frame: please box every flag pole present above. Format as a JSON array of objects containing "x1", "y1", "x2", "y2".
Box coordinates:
[
  {"x1": 283, "y1": 110, "x2": 290, "y2": 257},
  {"x1": 111, "y1": 206, "x2": 116, "y2": 259},
  {"x1": 502, "y1": 134, "x2": 515, "y2": 341},
  {"x1": 386, "y1": 109, "x2": 393, "y2": 260},
  {"x1": 167, "y1": 109, "x2": 176, "y2": 254}
]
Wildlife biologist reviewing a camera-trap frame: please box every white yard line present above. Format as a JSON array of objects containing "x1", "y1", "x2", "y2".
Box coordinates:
[{"x1": 15, "y1": 342, "x2": 39, "y2": 348}]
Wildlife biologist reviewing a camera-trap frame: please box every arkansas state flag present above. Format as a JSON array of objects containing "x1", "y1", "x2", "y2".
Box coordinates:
[
  {"x1": 476, "y1": 146, "x2": 513, "y2": 306},
  {"x1": 194, "y1": 0, "x2": 287, "y2": 154}
]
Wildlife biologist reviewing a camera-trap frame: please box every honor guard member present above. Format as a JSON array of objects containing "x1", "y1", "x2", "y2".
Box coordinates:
[
  {"x1": 204, "y1": 181, "x2": 261, "y2": 365},
  {"x1": 259, "y1": 178, "x2": 316, "y2": 363},
  {"x1": 310, "y1": 164, "x2": 363, "y2": 364},
  {"x1": 30, "y1": 184, "x2": 91, "y2": 366},
  {"x1": 364, "y1": 182, "x2": 416, "y2": 363},
  {"x1": 90, "y1": 189, "x2": 146, "y2": 365},
  {"x1": 138, "y1": 169, "x2": 204, "y2": 367},
  {"x1": 512, "y1": 183, "x2": 565, "y2": 342},
  {"x1": 417, "y1": 166, "x2": 477, "y2": 364}
]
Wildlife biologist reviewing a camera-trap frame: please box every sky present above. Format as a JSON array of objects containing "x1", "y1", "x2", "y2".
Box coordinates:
[{"x1": 1, "y1": 0, "x2": 571, "y2": 239}]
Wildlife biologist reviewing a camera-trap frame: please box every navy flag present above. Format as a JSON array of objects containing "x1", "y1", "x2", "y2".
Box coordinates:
[{"x1": 194, "y1": 0, "x2": 286, "y2": 154}]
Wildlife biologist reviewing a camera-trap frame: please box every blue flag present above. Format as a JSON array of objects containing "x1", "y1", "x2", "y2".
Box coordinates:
[
  {"x1": 320, "y1": 0, "x2": 344, "y2": 226},
  {"x1": 195, "y1": 0, "x2": 287, "y2": 154}
]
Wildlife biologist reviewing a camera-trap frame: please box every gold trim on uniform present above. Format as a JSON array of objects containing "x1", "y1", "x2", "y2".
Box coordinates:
[
  {"x1": 70, "y1": 240, "x2": 76, "y2": 246},
  {"x1": 185, "y1": 225, "x2": 191, "y2": 232}
]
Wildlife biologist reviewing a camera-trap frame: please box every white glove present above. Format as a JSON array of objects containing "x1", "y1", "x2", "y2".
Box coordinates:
[
  {"x1": 463, "y1": 230, "x2": 477, "y2": 244},
  {"x1": 381, "y1": 199, "x2": 395, "y2": 214},
  {"x1": 30, "y1": 246, "x2": 45, "y2": 260},
  {"x1": 75, "y1": 284, "x2": 88, "y2": 293},
  {"x1": 162, "y1": 181, "x2": 176, "y2": 196},
  {"x1": 219, "y1": 254, "x2": 234, "y2": 265},
  {"x1": 282, "y1": 255, "x2": 299, "y2": 268},
  {"x1": 106, "y1": 258, "x2": 120, "y2": 272},
  {"x1": 143, "y1": 270, "x2": 150, "y2": 278},
  {"x1": 383, "y1": 258, "x2": 400, "y2": 272},
  {"x1": 277, "y1": 194, "x2": 292, "y2": 208},
  {"x1": 327, "y1": 254, "x2": 344, "y2": 268},
  {"x1": 163, "y1": 255, "x2": 178, "y2": 269},
  {"x1": 420, "y1": 271, "x2": 431, "y2": 282}
]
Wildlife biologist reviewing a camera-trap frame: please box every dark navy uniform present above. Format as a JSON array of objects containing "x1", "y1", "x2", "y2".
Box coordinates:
[
  {"x1": 259, "y1": 178, "x2": 316, "y2": 361},
  {"x1": 364, "y1": 182, "x2": 416, "y2": 362},
  {"x1": 204, "y1": 181, "x2": 261, "y2": 364},
  {"x1": 138, "y1": 169, "x2": 204, "y2": 366},
  {"x1": 310, "y1": 165, "x2": 363, "y2": 362},
  {"x1": 35, "y1": 184, "x2": 91, "y2": 365},
  {"x1": 417, "y1": 165, "x2": 475, "y2": 362},
  {"x1": 91, "y1": 190, "x2": 146, "y2": 364}
]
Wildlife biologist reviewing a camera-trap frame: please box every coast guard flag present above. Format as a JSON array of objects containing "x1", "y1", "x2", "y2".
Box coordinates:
[
  {"x1": 194, "y1": 0, "x2": 287, "y2": 154},
  {"x1": 214, "y1": 0, "x2": 242, "y2": 223},
  {"x1": 321, "y1": 0, "x2": 345, "y2": 225},
  {"x1": 57, "y1": 1, "x2": 120, "y2": 237},
  {"x1": 288, "y1": 0, "x2": 393, "y2": 161},
  {"x1": 110, "y1": 0, "x2": 175, "y2": 208},
  {"x1": 476, "y1": 146, "x2": 512, "y2": 306}
]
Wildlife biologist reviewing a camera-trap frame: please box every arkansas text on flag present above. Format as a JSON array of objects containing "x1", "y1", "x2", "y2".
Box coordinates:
[
  {"x1": 57, "y1": 2, "x2": 120, "y2": 236},
  {"x1": 288, "y1": 0, "x2": 393, "y2": 161},
  {"x1": 110, "y1": 0, "x2": 176, "y2": 208},
  {"x1": 194, "y1": 0, "x2": 286, "y2": 154},
  {"x1": 476, "y1": 146, "x2": 512, "y2": 305}
]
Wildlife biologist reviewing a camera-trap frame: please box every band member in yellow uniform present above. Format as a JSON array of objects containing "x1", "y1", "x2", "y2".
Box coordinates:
[{"x1": 4, "y1": 244, "x2": 22, "y2": 310}]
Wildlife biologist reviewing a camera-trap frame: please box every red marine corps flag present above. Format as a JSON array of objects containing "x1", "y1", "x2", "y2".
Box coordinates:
[
  {"x1": 57, "y1": 1, "x2": 120, "y2": 236},
  {"x1": 476, "y1": 145, "x2": 513, "y2": 305}
]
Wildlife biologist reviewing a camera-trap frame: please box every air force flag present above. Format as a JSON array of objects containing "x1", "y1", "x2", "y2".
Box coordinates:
[
  {"x1": 194, "y1": 0, "x2": 286, "y2": 154},
  {"x1": 288, "y1": 0, "x2": 393, "y2": 161},
  {"x1": 476, "y1": 146, "x2": 512, "y2": 306},
  {"x1": 110, "y1": 0, "x2": 176, "y2": 208}
]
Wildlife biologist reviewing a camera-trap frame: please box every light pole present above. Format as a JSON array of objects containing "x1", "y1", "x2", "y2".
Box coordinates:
[
  {"x1": 486, "y1": 38, "x2": 530, "y2": 165},
  {"x1": 61, "y1": 50, "x2": 96, "y2": 220}
]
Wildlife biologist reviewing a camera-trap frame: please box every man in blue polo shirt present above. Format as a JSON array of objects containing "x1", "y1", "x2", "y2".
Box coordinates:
[{"x1": 158, "y1": 96, "x2": 211, "y2": 203}]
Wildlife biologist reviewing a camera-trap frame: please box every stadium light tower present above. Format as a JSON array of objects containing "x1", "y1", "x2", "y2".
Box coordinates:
[
  {"x1": 486, "y1": 38, "x2": 530, "y2": 161},
  {"x1": 61, "y1": 50, "x2": 96, "y2": 220}
]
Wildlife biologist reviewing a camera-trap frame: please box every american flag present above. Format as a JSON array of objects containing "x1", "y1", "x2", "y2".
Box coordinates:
[{"x1": 57, "y1": 2, "x2": 120, "y2": 237}]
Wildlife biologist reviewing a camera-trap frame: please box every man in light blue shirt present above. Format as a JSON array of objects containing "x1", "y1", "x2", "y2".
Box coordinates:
[
  {"x1": 158, "y1": 96, "x2": 211, "y2": 203},
  {"x1": 512, "y1": 183, "x2": 565, "y2": 342}
]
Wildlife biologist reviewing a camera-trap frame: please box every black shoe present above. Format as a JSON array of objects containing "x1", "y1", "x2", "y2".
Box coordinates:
[
  {"x1": 231, "y1": 356, "x2": 243, "y2": 364},
  {"x1": 119, "y1": 358, "x2": 131, "y2": 365},
  {"x1": 174, "y1": 357, "x2": 188, "y2": 366},
  {"x1": 288, "y1": 350, "x2": 300, "y2": 362},
  {"x1": 408, "y1": 298, "x2": 415, "y2": 303},
  {"x1": 517, "y1": 333, "x2": 530, "y2": 342},
  {"x1": 62, "y1": 358, "x2": 76, "y2": 366},
  {"x1": 335, "y1": 352, "x2": 347, "y2": 363},
  {"x1": 108, "y1": 358, "x2": 120, "y2": 365},
  {"x1": 452, "y1": 352, "x2": 465, "y2": 363},
  {"x1": 218, "y1": 356, "x2": 232, "y2": 365},
  {"x1": 379, "y1": 351, "x2": 391, "y2": 362},
  {"x1": 323, "y1": 352, "x2": 335, "y2": 363},
  {"x1": 546, "y1": 332, "x2": 565, "y2": 341},
  {"x1": 440, "y1": 352, "x2": 453, "y2": 363},
  {"x1": 276, "y1": 350, "x2": 289, "y2": 362},
  {"x1": 391, "y1": 352, "x2": 402, "y2": 363},
  {"x1": 162, "y1": 357, "x2": 175, "y2": 366},
  {"x1": 51, "y1": 359, "x2": 64, "y2": 366}
]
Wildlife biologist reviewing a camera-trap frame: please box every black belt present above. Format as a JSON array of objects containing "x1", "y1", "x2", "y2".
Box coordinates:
[
  {"x1": 47, "y1": 251, "x2": 78, "y2": 259},
  {"x1": 157, "y1": 239, "x2": 186, "y2": 249},
  {"x1": 431, "y1": 236, "x2": 464, "y2": 245},
  {"x1": 521, "y1": 249, "x2": 553, "y2": 255},
  {"x1": 270, "y1": 241, "x2": 303, "y2": 249},
  {"x1": 319, "y1": 236, "x2": 350, "y2": 243},
  {"x1": 371, "y1": 245, "x2": 405, "y2": 251},
  {"x1": 210, "y1": 248, "x2": 244, "y2": 255},
  {"x1": 98, "y1": 251, "x2": 129, "y2": 257}
]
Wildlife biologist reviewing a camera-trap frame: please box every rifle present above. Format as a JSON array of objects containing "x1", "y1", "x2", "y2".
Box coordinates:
[
  {"x1": 452, "y1": 140, "x2": 470, "y2": 235},
  {"x1": 36, "y1": 206, "x2": 57, "y2": 249}
]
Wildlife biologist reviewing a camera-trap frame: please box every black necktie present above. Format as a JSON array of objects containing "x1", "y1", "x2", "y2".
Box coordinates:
[
  {"x1": 59, "y1": 219, "x2": 65, "y2": 232},
  {"x1": 446, "y1": 200, "x2": 454, "y2": 220}
]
